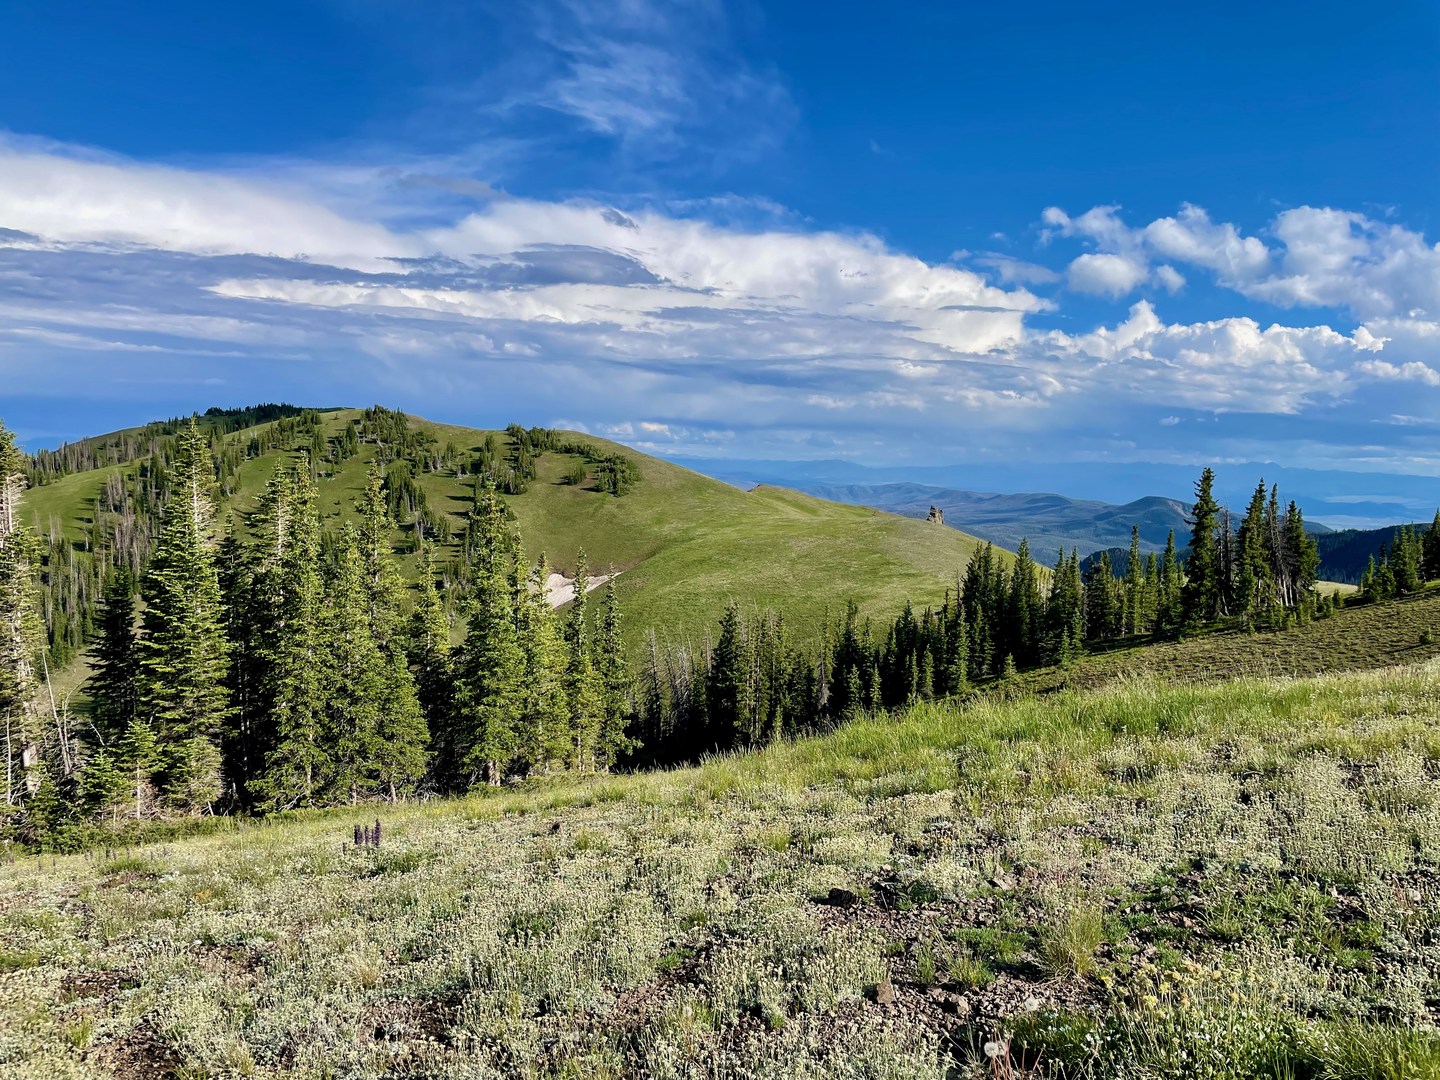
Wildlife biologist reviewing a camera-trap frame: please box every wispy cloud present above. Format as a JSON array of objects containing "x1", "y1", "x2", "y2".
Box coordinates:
[{"x1": 2, "y1": 137, "x2": 1438, "y2": 469}]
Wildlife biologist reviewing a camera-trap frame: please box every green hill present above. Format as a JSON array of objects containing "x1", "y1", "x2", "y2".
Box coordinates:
[{"x1": 20, "y1": 408, "x2": 998, "y2": 670}]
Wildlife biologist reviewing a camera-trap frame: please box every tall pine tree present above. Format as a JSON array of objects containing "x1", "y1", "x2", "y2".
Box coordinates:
[
  {"x1": 0, "y1": 420, "x2": 44, "y2": 812},
  {"x1": 138, "y1": 418, "x2": 231, "y2": 811},
  {"x1": 1183, "y1": 468, "x2": 1224, "y2": 625},
  {"x1": 88, "y1": 567, "x2": 140, "y2": 750}
]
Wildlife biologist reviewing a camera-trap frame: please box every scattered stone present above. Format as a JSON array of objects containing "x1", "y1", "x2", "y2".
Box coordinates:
[
  {"x1": 871, "y1": 975, "x2": 896, "y2": 1005},
  {"x1": 824, "y1": 887, "x2": 860, "y2": 908},
  {"x1": 926, "y1": 988, "x2": 971, "y2": 1017}
]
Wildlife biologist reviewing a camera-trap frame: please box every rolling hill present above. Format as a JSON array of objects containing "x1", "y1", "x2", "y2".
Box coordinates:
[{"x1": 19, "y1": 408, "x2": 1001, "y2": 672}]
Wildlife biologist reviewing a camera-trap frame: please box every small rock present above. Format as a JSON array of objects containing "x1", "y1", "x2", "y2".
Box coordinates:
[
  {"x1": 989, "y1": 874, "x2": 1015, "y2": 890},
  {"x1": 926, "y1": 988, "x2": 972, "y2": 1017},
  {"x1": 871, "y1": 976, "x2": 896, "y2": 1005},
  {"x1": 825, "y1": 888, "x2": 860, "y2": 908}
]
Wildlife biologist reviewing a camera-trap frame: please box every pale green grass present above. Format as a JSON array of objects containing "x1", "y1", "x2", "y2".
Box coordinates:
[{"x1": 3, "y1": 663, "x2": 1439, "y2": 1077}]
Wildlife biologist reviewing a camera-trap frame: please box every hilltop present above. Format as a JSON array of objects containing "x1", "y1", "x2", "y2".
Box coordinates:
[{"x1": 20, "y1": 408, "x2": 999, "y2": 668}]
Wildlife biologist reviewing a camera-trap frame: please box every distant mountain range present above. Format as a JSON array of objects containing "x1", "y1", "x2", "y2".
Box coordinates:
[
  {"x1": 668, "y1": 456, "x2": 1439, "y2": 533},
  {"x1": 800, "y1": 483, "x2": 1197, "y2": 566}
]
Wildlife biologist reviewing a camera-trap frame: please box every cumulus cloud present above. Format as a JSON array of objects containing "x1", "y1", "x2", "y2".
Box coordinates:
[
  {"x1": 1044, "y1": 201, "x2": 1440, "y2": 321},
  {"x1": 1067, "y1": 252, "x2": 1149, "y2": 297},
  {"x1": 2, "y1": 137, "x2": 1439, "y2": 467}
]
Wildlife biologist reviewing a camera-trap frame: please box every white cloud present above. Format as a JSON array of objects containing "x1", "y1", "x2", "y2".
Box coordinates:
[
  {"x1": 1067, "y1": 252, "x2": 1149, "y2": 297},
  {"x1": 1153, "y1": 265, "x2": 1186, "y2": 294},
  {"x1": 0, "y1": 138, "x2": 412, "y2": 271},
  {"x1": 1045, "y1": 201, "x2": 1440, "y2": 321},
  {"x1": 1355, "y1": 358, "x2": 1440, "y2": 386},
  {"x1": 3, "y1": 136, "x2": 1440, "y2": 468}
]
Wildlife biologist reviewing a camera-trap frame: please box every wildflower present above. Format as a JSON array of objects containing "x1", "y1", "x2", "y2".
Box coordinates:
[{"x1": 984, "y1": 1040, "x2": 1004, "y2": 1058}]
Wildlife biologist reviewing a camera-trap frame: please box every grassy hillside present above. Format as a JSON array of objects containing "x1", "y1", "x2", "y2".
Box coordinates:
[
  {"x1": 4, "y1": 662, "x2": 1437, "y2": 1077},
  {"x1": 1018, "y1": 585, "x2": 1440, "y2": 697},
  {"x1": 20, "y1": 409, "x2": 997, "y2": 661}
]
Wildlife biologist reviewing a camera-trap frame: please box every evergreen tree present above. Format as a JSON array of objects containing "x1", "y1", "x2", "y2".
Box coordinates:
[
  {"x1": 1422, "y1": 511, "x2": 1440, "y2": 583},
  {"x1": 138, "y1": 418, "x2": 231, "y2": 811},
  {"x1": 452, "y1": 483, "x2": 523, "y2": 787},
  {"x1": 409, "y1": 551, "x2": 453, "y2": 770},
  {"x1": 1084, "y1": 551, "x2": 1120, "y2": 641},
  {"x1": 1156, "y1": 531, "x2": 1183, "y2": 633},
  {"x1": 1283, "y1": 502, "x2": 1320, "y2": 605},
  {"x1": 594, "y1": 576, "x2": 633, "y2": 770},
  {"x1": 1123, "y1": 526, "x2": 1144, "y2": 635},
  {"x1": 1235, "y1": 481, "x2": 1273, "y2": 627},
  {"x1": 1183, "y1": 468, "x2": 1224, "y2": 624},
  {"x1": 513, "y1": 556, "x2": 571, "y2": 772},
  {"x1": 316, "y1": 528, "x2": 387, "y2": 804},
  {"x1": 88, "y1": 567, "x2": 140, "y2": 749},
  {"x1": 0, "y1": 419, "x2": 44, "y2": 812},
  {"x1": 1007, "y1": 538, "x2": 1042, "y2": 665},
  {"x1": 708, "y1": 601, "x2": 754, "y2": 748},
  {"x1": 1393, "y1": 527, "x2": 1423, "y2": 596},
  {"x1": 564, "y1": 552, "x2": 606, "y2": 769},
  {"x1": 355, "y1": 462, "x2": 428, "y2": 801},
  {"x1": 252, "y1": 464, "x2": 328, "y2": 810}
]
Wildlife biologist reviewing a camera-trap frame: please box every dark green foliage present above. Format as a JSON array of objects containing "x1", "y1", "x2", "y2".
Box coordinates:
[
  {"x1": 1424, "y1": 511, "x2": 1440, "y2": 582},
  {"x1": 1, "y1": 419, "x2": 45, "y2": 813},
  {"x1": 1183, "y1": 467, "x2": 1224, "y2": 625},
  {"x1": 451, "y1": 482, "x2": 524, "y2": 786},
  {"x1": 1362, "y1": 526, "x2": 1427, "y2": 602},
  {"x1": 565, "y1": 552, "x2": 606, "y2": 769},
  {"x1": 138, "y1": 419, "x2": 231, "y2": 811},
  {"x1": 87, "y1": 567, "x2": 140, "y2": 749}
]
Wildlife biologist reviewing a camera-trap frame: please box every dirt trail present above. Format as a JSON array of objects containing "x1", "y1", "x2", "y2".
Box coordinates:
[{"x1": 544, "y1": 571, "x2": 613, "y2": 609}]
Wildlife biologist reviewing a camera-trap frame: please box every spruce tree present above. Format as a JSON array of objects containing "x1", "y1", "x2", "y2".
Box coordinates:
[
  {"x1": 1157, "y1": 531, "x2": 1182, "y2": 633},
  {"x1": 453, "y1": 484, "x2": 524, "y2": 787},
  {"x1": 409, "y1": 552, "x2": 453, "y2": 769},
  {"x1": 594, "y1": 576, "x2": 633, "y2": 769},
  {"x1": 564, "y1": 552, "x2": 606, "y2": 769},
  {"x1": 1235, "y1": 481, "x2": 1272, "y2": 627},
  {"x1": 1283, "y1": 502, "x2": 1320, "y2": 604},
  {"x1": 138, "y1": 418, "x2": 231, "y2": 811},
  {"x1": 1007, "y1": 538, "x2": 1042, "y2": 665},
  {"x1": 316, "y1": 527, "x2": 387, "y2": 804},
  {"x1": 1123, "y1": 526, "x2": 1144, "y2": 635},
  {"x1": 355, "y1": 462, "x2": 428, "y2": 801},
  {"x1": 89, "y1": 567, "x2": 140, "y2": 749},
  {"x1": 708, "y1": 601, "x2": 754, "y2": 749},
  {"x1": 513, "y1": 556, "x2": 571, "y2": 773},
  {"x1": 1182, "y1": 468, "x2": 1223, "y2": 625},
  {"x1": 1394, "y1": 527, "x2": 1423, "y2": 596},
  {"x1": 1423, "y1": 511, "x2": 1440, "y2": 583},
  {"x1": 0, "y1": 419, "x2": 43, "y2": 811},
  {"x1": 253, "y1": 463, "x2": 328, "y2": 810}
]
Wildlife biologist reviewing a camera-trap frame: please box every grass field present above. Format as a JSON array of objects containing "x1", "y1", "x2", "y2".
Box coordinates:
[
  {"x1": 1017, "y1": 587, "x2": 1440, "y2": 697},
  {"x1": 3, "y1": 661, "x2": 1438, "y2": 1078},
  {"x1": 20, "y1": 410, "x2": 995, "y2": 661}
]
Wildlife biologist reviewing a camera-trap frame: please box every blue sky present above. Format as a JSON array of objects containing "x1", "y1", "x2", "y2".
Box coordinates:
[{"x1": 2, "y1": 0, "x2": 1439, "y2": 494}]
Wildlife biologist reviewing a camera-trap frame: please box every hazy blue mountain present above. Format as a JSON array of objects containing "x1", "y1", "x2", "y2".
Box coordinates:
[
  {"x1": 796, "y1": 482, "x2": 1192, "y2": 564},
  {"x1": 667, "y1": 457, "x2": 1438, "y2": 533}
]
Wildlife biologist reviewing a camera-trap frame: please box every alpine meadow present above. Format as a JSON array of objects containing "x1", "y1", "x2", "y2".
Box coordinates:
[{"x1": 4, "y1": 2, "x2": 1440, "y2": 1077}]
